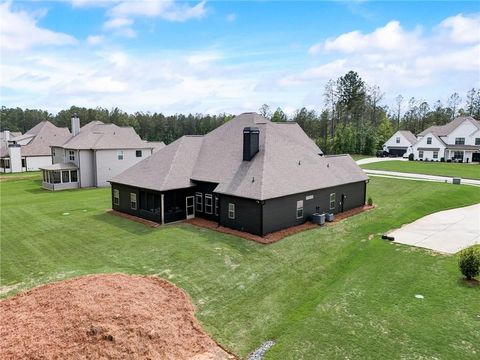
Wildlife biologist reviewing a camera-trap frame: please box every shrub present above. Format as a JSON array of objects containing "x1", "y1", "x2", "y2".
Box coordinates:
[
  {"x1": 408, "y1": 153, "x2": 414, "y2": 161},
  {"x1": 458, "y1": 247, "x2": 480, "y2": 280},
  {"x1": 367, "y1": 197, "x2": 373, "y2": 206},
  {"x1": 440, "y1": 157, "x2": 445, "y2": 162}
]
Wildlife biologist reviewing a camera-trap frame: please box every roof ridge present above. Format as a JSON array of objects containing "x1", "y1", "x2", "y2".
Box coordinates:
[{"x1": 161, "y1": 136, "x2": 185, "y2": 190}]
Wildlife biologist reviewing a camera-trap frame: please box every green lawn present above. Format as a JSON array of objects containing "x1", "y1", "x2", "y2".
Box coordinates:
[
  {"x1": 362, "y1": 160, "x2": 480, "y2": 180},
  {"x1": 349, "y1": 154, "x2": 373, "y2": 161},
  {"x1": 1, "y1": 175, "x2": 479, "y2": 359}
]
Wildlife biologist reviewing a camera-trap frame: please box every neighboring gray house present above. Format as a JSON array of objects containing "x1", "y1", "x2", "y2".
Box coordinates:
[
  {"x1": 110, "y1": 112, "x2": 368, "y2": 236},
  {"x1": 0, "y1": 122, "x2": 70, "y2": 173},
  {"x1": 40, "y1": 115, "x2": 165, "y2": 190}
]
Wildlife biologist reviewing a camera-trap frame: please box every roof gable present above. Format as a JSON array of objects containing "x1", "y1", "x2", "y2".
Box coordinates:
[{"x1": 418, "y1": 116, "x2": 479, "y2": 137}]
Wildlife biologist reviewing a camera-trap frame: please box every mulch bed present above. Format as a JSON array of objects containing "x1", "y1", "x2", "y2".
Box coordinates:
[
  {"x1": 186, "y1": 204, "x2": 375, "y2": 244},
  {"x1": 107, "y1": 209, "x2": 160, "y2": 228},
  {"x1": 0, "y1": 274, "x2": 236, "y2": 360}
]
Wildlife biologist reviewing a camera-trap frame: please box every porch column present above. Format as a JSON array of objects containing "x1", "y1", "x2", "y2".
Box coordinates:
[{"x1": 161, "y1": 193, "x2": 165, "y2": 225}]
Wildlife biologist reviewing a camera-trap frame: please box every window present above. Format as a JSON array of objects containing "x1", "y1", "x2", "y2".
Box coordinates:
[
  {"x1": 329, "y1": 193, "x2": 336, "y2": 210},
  {"x1": 214, "y1": 196, "x2": 219, "y2": 216},
  {"x1": 453, "y1": 151, "x2": 464, "y2": 160},
  {"x1": 433, "y1": 151, "x2": 438, "y2": 159},
  {"x1": 52, "y1": 171, "x2": 61, "y2": 184},
  {"x1": 139, "y1": 191, "x2": 160, "y2": 214},
  {"x1": 69, "y1": 150, "x2": 75, "y2": 161},
  {"x1": 130, "y1": 193, "x2": 137, "y2": 210},
  {"x1": 113, "y1": 189, "x2": 119, "y2": 205},
  {"x1": 117, "y1": 150, "x2": 124, "y2": 160},
  {"x1": 21, "y1": 158, "x2": 26, "y2": 168},
  {"x1": 427, "y1": 137, "x2": 432, "y2": 144},
  {"x1": 475, "y1": 138, "x2": 480, "y2": 146},
  {"x1": 205, "y1": 194, "x2": 213, "y2": 214},
  {"x1": 53, "y1": 149, "x2": 56, "y2": 157},
  {"x1": 71, "y1": 170, "x2": 78, "y2": 182},
  {"x1": 136, "y1": 150, "x2": 142, "y2": 158},
  {"x1": 62, "y1": 170, "x2": 70, "y2": 183},
  {"x1": 228, "y1": 203, "x2": 235, "y2": 219},
  {"x1": 296, "y1": 200, "x2": 304, "y2": 219},
  {"x1": 455, "y1": 137, "x2": 465, "y2": 145},
  {"x1": 396, "y1": 137, "x2": 400, "y2": 144},
  {"x1": 195, "y1": 192, "x2": 203, "y2": 212},
  {"x1": 419, "y1": 150, "x2": 424, "y2": 159}
]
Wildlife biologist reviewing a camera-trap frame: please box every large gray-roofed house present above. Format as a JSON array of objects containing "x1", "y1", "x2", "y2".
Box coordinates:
[
  {"x1": 40, "y1": 116, "x2": 165, "y2": 190},
  {"x1": 0, "y1": 121, "x2": 71, "y2": 173},
  {"x1": 110, "y1": 112, "x2": 368, "y2": 236}
]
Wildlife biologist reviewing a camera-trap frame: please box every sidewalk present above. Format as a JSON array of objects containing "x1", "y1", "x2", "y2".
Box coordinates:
[{"x1": 364, "y1": 169, "x2": 480, "y2": 187}]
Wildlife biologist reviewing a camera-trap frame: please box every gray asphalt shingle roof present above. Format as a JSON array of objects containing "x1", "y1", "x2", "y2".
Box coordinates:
[
  {"x1": 60, "y1": 122, "x2": 154, "y2": 150},
  {"x1": 418, "y1": 116, "x2": 479, "y2": 137},
  {"x1": 111, "y1": 113, "x2": 368, "y2": 200},
  {"x1": 398, "y1": 130, "x2": 417, "y2": 145}
]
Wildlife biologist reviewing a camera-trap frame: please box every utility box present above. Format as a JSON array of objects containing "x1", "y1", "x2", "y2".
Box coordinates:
[
  {"x1": 452, "y1": 178, "x2": 461, "y2": 185},
  {"x1": 325, "y1": 213, "x2": 334, "y2": 222},
  {"x1": 311, "y1": 213, "x2": 325, "y2": 225}
]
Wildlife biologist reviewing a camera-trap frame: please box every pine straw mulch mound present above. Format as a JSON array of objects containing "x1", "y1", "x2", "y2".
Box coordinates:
[
  {"x1": 0, "y1": 274, "x2": 236, "y2": 360},
  {"x1": 186, "y1": 205, "x2": 375, "y2": 244}
]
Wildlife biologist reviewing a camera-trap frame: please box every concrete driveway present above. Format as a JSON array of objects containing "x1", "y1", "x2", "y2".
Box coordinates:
[
  {"x1": 356, "y1": 157, "x2": 407, "y2": 165},
  {"x1": 388, "y1": 204, "x2": 480, "y2": 254}
]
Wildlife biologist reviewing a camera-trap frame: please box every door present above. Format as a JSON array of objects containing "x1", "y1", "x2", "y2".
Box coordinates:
[{"x1": 186, "y1": 196, "x2": 195, "y2": 219}]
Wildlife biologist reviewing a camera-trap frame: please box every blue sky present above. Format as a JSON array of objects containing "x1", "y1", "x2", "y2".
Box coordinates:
[{"x1": 1, "y1": 1, "x2": 479, "y2": 115}]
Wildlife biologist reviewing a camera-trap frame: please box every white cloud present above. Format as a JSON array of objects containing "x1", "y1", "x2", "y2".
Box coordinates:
[
  {"x1": 109, "y1": 0, "x2": 206, "y2": 22},
  {"x1": 86, "y1": 35, "x2": 104, "y2": 45},
  {"x1": 311, "y1": 20, "x2": 421, "y2": 55},
  {"x1": 438, "y1": 13, "x2": 480, "y2": 44},
  {"x1": 0, "y1": 2, "x2": 76, "y2": 51},
  {"x1": 226, "y1": 13, "x2": 236, "y2": 22},
  {"x1": 104, "y1": 17, "x2": 133, "y2": 29}
]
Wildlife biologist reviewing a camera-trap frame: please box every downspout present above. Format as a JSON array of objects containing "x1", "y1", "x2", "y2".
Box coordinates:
[
  {"x1": 93, "y1": 149, "x2": 97, "y2": 187},
  {"x1": 364, "y1": 181, "x2": 367, "y2": 205},
  {"x1": 161, "y1": 193, "x2": 165, "y2": 225},
  {"x1": 78, "y1": 150, "x2": 82, "y2": 188}
]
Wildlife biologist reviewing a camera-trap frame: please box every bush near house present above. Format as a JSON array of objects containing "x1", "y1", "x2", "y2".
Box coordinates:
[{"x1": 458, "y1": 247, "x2": 480, "y2": 280}]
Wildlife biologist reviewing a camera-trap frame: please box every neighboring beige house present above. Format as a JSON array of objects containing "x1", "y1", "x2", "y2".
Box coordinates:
[
  {"x1": 383, "y1": 130, "x2": 417, "y2": 157},
  {"x1": 0, "y1": 122, "x2": 70, "y2": 173},
  {"x1": 413, "y1": 116, "x2": 480, "y2": 162},
  {"x1": 40, "y1": 115, "x2": 165, "y2": 190}
]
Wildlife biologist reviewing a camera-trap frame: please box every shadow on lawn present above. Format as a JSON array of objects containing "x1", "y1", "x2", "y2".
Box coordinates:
[{"x1": 92, "y1": 212, "x2": 160, "y2": 236}]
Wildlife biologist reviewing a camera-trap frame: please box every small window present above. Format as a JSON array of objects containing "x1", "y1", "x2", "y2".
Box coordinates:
[
  {"x1": 69, "y1": 150, "x2": 75, "y2": 161},
  {"x1": 396, "y1": 137, "x2": 400, "y2": 144},
  {"x1": 205, "y1": 194, "x2": 213, "y2": 214},
  {"x1": 21, "y1": 158, "x2": 26, "y2": 168},
  {"x1": 136, "y1": 150, "x2": 142, "y2": 158},
  {"x1": 214, "y1": 196, "x2": 219, "y2": 216},
  {"x1": 419, "y1": 150, "x2": 424, "y2": 158},
  {"x1": 71, "y1": 170, "x2": 78, "y2": 182},
  {"x1": 296, "y1": 200, "x2": 304, "y2": 219},
  {"x1": 433, "y1": 151, "x2": 438, "y2": 159},
  {"x1": 228, "y1": 203, "x2": 235, "y2": 219},
  {"x1": 195, "y1": 192, "x2": 203, "y2": 212},
  {"x1": 130, "y1": 193, "x2": 137, "y2": 210},
  {"x1": 62, "y1": 170, "x2": 70, "y2": 183},
  {"x1": 475, "y1": 138, "x2": 480, "y2": 146},
  {"x1": 427, "y1": 137, "x2": 432, "y2": 145},
  {"x1": 113, "y1": 189, "x2": 120, "y2": 205},
  {"x1": 53, "y1": 149, "x2": 56, "y2": 157},
  {"x1": 117, "y1": 150, "x2": 124, "y2": 160},
  {"x1": 455, "y1": 137, "x2": 465, "y2": 145},
  {"x1": 329, "y1": 193, "x2": 336, "y2": 210}
]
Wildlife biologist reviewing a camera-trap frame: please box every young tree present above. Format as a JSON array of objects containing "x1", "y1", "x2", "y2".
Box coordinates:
[
  {"x1": 448, "y1": 92, "x2": 461, "y2": 121},
  {"x1": 258, "y1": 104, "x2": 271, "y2": 119},
  {"x1": 271, "y1": 107, "x2": 288, "y2": 122}
]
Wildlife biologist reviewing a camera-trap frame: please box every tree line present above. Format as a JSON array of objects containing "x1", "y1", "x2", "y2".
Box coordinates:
[{"x1": 1, "y1": 71, "x2": 479, "y2": 155}]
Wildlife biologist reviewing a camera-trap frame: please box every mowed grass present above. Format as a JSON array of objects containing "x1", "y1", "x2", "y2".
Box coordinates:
[
  {"x1": 362, "y1": 160, "x2": 480, "y2": 180},
  {"x1": 1, "y1": 175, "x2": 480, "y2": 359},
  {"x1": 349, "y1": 154, "x2": 373, "y2": 161}
]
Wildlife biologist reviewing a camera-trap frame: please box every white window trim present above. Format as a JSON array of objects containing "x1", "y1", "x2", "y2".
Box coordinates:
[
  {"x1": 396, "y1": 137, "x2": 400, "y2": 144},
  {"x1": 69, "y1": 150, "x2": 75, "y2": 161},
  {"x1": 433, "y1": 151, "x2": 438, "y2": 159},
  {"x1": 419, "y1": 150, "x2": 424, "y2": 158},
  {"x1": 205, "y1": 194, "x2": 213, "y2": 214},
  {"x1": 427, "y1": 137, "x2": 432, "y2": 144},
  {"x1": 329, "y1": 193, "x2": 336, "y2": 210},
  {"x1": 113, "y1": 189, "x2": 120, "y2": 205},
  {"x1": 228, "y1": 203, "x2": 235, "y2": 219},
  {"x1": 296, "y1": 200, "x2": 304, "y2": 219},
  {"x1": 117, "y1": 150, "x2": 124, "y2": 160},
  {"x1": 136, "y1": 150, "x2": 142, "y2": 158},
  {"x1": 214, "y1": 196, "x2": 219, "y2": 216},
  {"x1": 130, "y1": 193, "x2": 137, "y2": 210},
  {"x1": 196, "y1": 192, "x2": 203, "y2": 212}
]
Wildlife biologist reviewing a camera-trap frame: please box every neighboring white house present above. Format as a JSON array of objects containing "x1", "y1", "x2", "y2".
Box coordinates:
[
  {"x1": 413, "y1": 116, "x2": 480, "y2": 162},
  {"x1": 40, "y1": 115, "x2": 165, "y2": 190},
  {"x1": 0, "y1": 122, "x2": 71, "y2": 173},
  {"x1": 383, "y1": 130, "x2": 417, "y2": 157}
]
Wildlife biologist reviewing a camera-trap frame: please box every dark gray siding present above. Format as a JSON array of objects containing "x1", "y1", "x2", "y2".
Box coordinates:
[
  {"x1": 262, "y1": 181, "x2": 366, "y2": 235},
  {"x1": 111, "y1": 183, "x2": 161, "y2": 223},
  {"x1": 219, "y1": 195, "x2": 262, "y2": 235},
  {"x1": 191, "y1": 180, "x2": 219, "y2": 222}
]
